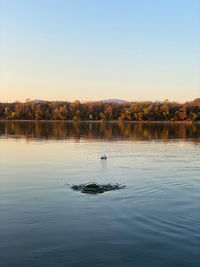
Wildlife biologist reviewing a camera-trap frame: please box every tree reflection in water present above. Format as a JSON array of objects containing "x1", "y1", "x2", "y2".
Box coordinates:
[{"x1": 0, "y1": 121, "x2": 199, "y2": 143}]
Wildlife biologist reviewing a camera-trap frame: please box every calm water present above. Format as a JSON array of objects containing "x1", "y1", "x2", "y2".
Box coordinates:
[{"x1": 0, "y1": 121, "x2": 200, "y2": 267}]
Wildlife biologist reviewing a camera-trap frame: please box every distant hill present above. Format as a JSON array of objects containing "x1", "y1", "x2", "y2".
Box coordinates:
[
  {"x1": 31, "y1": 99, "x2": 127, "y2": 104},
  {"x1": 33, "y1": 99, "x2": 44, "y2": 103},
  {"x1": 100, "y1": 99, "x2": 127, "y2": 104}
]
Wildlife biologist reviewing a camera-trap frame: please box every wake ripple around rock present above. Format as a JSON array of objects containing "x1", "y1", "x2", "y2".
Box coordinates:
[{"x1": 71, "y1": 182, "x2": 126, "y2": 194}]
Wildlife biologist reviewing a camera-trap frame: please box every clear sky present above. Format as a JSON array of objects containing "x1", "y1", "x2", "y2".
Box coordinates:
[{"x1": 0, "y1": 0, "x2": 200, "y2": 103}]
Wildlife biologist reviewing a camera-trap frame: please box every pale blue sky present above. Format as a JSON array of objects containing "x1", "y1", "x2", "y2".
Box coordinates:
[{"x1": 0, "y1": 0, "x2": 199, "y2": 102}]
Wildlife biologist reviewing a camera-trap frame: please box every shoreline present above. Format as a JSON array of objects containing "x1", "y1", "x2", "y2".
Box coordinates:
[{"x1": 0, "y1": 120, "x2": 199, "y2": 124}]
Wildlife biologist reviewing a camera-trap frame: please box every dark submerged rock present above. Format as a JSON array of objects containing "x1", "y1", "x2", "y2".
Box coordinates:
[
  {"x1": 71, "y1": 185, "x2": 82, "y2": 191},
  {"x1": 71, "y1": 182, "x2": 125, "y2": 194},
  {"x1": 84, "y1": 183, "x2": 101, "y2": 192},
  {"x1": 85, "y1": 183, "x2": 100, "y2": 190}
]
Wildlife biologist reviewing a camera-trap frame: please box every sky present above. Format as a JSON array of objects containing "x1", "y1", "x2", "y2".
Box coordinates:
[{"x1": 0, "y1": 0, "x2": 200, "y2": 103}]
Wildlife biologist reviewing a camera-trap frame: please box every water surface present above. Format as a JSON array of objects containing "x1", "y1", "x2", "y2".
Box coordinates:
[{"x1": 0, "y1": 122, "x2": 200, "y2": 267}]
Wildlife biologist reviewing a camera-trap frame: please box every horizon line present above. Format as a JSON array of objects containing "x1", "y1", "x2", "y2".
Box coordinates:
[{"x1": 1, "y1": 98, "x2": 200, "y2": 104}]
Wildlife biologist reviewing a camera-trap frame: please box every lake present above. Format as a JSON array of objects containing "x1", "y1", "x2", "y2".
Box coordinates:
[{"x1": 0, "y1": 121, "x2": 200, "y2": 267}]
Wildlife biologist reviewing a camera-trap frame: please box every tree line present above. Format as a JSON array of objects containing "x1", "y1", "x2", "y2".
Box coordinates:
[{"x1": 0, "y1": 99, "x2": 200, "y2": 121}]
